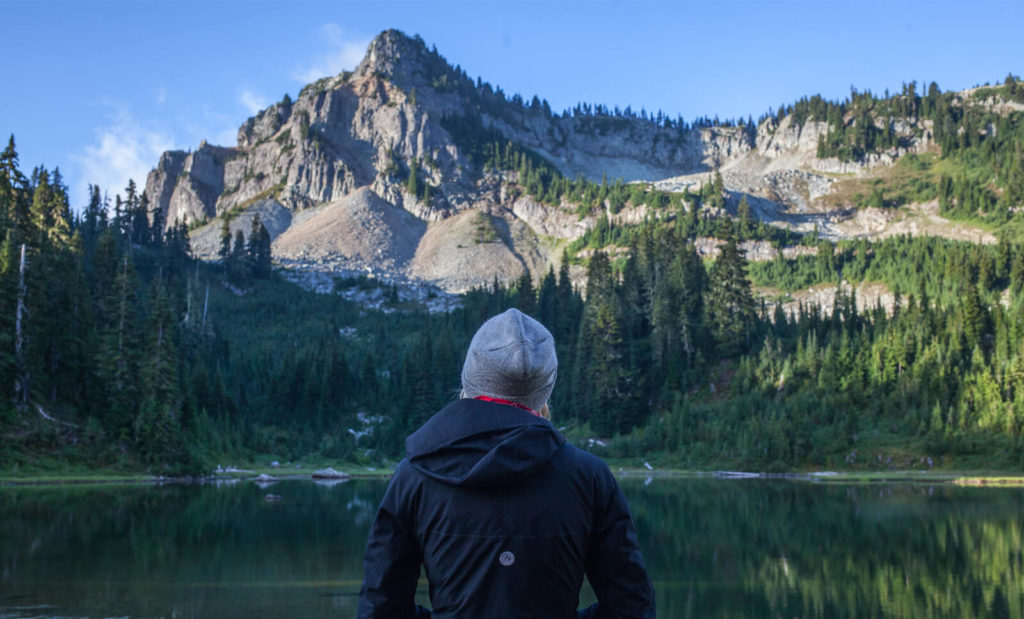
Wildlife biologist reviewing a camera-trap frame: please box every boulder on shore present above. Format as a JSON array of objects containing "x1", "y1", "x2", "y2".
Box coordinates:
[{"x1": 312, "y1": 467, "x2": 350, "y2": 479}]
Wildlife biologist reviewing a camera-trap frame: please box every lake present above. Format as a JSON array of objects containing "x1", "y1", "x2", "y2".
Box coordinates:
[{"x1": 1, "y1": 477, "x2": 1022, "y2": 617}]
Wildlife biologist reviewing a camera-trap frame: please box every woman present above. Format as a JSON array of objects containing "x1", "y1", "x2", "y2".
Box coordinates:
[{"x1": 358, "y1": 308, "x2": 655, "y2": 618}]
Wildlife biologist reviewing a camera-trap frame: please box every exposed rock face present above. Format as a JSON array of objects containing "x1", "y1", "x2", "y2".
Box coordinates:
[
  {"x1": 189, "y1": 199, "x2": 292, "y2": 259},
  {"x1": 146, "y1": 142, "x2": 235, "y2": 229},
  {"x1": 764, "y1": 281, "x2": 900, "y2": 320},
  {"x1": 510, "y1": 195, "x2": 589, "y2": 240},
  {"x1": 408, "y1": 210, "x2": 527, "y2": 292},
  {"x1": 274, "y1": 187, "x2": 426, "y2": 274},
  {"x1": 145, "y1": 28, "x2": 994, "y2": 294}
]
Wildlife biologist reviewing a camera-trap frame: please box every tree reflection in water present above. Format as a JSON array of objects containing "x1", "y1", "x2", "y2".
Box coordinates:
[
  {"x1": 625, "y1": 479, "x2": 1024, "y2": 618},
  {"x1": 1, "y1": 479, "x2": 1022, "y2": 617}
]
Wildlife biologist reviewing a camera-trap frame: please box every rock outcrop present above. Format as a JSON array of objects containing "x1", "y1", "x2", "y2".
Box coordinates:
[{"x1": 145, "y1": 29, "x2": 992, "y2": 294}]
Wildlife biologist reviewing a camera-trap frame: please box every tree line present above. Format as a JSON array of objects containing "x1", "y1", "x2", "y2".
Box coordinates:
[
  {"x1": 0, "y1": 136, "x2": 198, "y2": 472},
  {"x1": 4, "y1": 71, "x2": 1024, "y2": 475}
]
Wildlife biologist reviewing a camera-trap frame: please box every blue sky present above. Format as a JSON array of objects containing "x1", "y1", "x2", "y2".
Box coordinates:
[{"x1": 3, "y1": 0, "x2": 1022, "y2": 209}]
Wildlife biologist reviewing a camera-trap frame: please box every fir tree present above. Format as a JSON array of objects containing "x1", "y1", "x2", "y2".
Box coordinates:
[
  {"x1": 0, "y1": 136, "x2": 31, "y2": 241},
  {"x1": 247, "y1": 214, "x2": 272, "y2": 279},
  {"x1": 578, "y1": 302, "x2": 635, "y2": 435},
  {"x1": 737, "y1": 195, "x2": 753, "y2": 238},
  {"x1": 228, "y1": 229, "x2": 251, "y2": 285},
  {"x1": 515, "y1": 269, "x2": 535, "y2": 316},
  {"x1": 0, "y1": 236, "x2": 17, "y2": 413},
  {"x1": 96, "y1": 255, "x2": 141, "y2": 432},
  {"x1": 218, "y1": 219, "x2": 231, "y2": 264},
  {"x1": 136, "y1": 278, "x2": 182, "y2": 465},
  {"x1": 537, "y1": 267, "x2": 557, "y2": 330},
  {"x1": 707, "y1": 220, "x2": 756, "y2": 356}
]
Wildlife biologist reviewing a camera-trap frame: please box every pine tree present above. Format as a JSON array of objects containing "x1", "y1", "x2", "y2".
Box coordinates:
[
  {"x1": 28, "y1": 168, "x2": 55, "y2": 246},
  {"x1": 707, "y1": 220, "x2": 756, "y2": 356},
  {"x1": 96, "y1": 254, "x2": 141, "y2": 432},
  {"x1": 578, "y1": 302, "x2": 635, "y2": 436},
  {"x1": 737, "y1": 195, "x2": 753, "y2": 238},
  {"x1": 554, "y1": 255, "x2": 578, "y2": 342},
  {"x1": 230, "y1": 229, "x2": 251, "y2": 284},
  {"x1": 515, "y1": 269, "x2": 535, "y2": 316},
  {"x1": 31, "y1": 167, "x2": 72, "y2": 246},
  {"x1": 0, "y1": 236, "x2": 17, "y2": 413},
  {"x1": 256, "y1": 222, "x2": 272, "y2": 279},
  {"x1": 674, "y1": 242, "x2": 707, "y2": 366},
  {"x1": 247, "y1": 214, "x2": 263, "y2": 264},
  {"x1": 615, "y1": 251, "x2": 650, "y2": 427},
  {"x1": 82, "y1": 184, "x2": 105, "y2": 246},
  {"x1": 136, "y1": 278, "x2": 182, "y2": 465},
  {"x1": 25, "y1": 231, "x2": 86, "y2": 404},
  {"x1": 218, "y1": 218, "x2": 232, "y2": 264},
  {"x1": 0, "y1": 136, "x2": 31, "y2": 241},
  {"x1": 1010, "y1": 249, "x2": 1024, "y2": 296},
  {"x1": 537, "y1": 267, "x2": 557, "y2": 330},
  {"x1": 584, "y1": 250, "x2": 614, "y2": 306},
  {"x1": 960, "y1": 281, "x2": 988, "y2": 350},
  {"x1": 247, "y1": 214, "x2": 272, "y2": 279}
]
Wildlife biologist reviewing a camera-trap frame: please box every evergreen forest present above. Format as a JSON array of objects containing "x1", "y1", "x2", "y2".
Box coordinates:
[{"x1": 3, "y1": 75, "x2": 1024, "y2": 476}]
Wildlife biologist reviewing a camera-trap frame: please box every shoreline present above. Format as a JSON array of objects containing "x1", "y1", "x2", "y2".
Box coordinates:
[
  {"x1": 3, "y1": 469, "x2": 1024, "y2": 487},
  {"x1": 614, "y1": 469, "x2": 1024, "y2": 485},
  {"x1": 0, "y1": 472, "x2": 392, "y2": 487}
]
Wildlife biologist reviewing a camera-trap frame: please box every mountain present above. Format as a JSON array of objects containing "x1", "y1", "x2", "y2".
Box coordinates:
[{"x1": 145, "y1": 29, "x2": 1020, "y2": 293}]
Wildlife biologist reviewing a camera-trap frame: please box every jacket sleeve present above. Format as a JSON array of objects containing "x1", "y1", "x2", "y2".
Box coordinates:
[
  {"x1": 579, "y1": 468, "x2": 656, "y2": 619},
  {"x1": 357, "y1": 465, "x2": 429, "y2": 619}
]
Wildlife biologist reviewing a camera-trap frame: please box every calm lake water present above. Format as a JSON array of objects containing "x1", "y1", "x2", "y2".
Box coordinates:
[{"x1": 1, "y1": 477, "x2": 1022, "y2": 618}]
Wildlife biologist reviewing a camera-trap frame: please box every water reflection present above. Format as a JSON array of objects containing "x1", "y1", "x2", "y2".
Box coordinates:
[
  {"x1": 0, "y1": 480, "x2": 394, "y2": 617},
  {"x1": 1, "y1": 479, "x2": 1022, "y2": 617},
  {"x1": 625, "y1": 478, "x2": 1024, "y2": 618}
]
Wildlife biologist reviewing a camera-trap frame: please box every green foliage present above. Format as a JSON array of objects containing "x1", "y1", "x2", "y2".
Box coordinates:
[
  {"x1": 0, "y1": 138, "x2": 202, "y2": 474},
  {"x1": 7, "y1": 67, "x2": 1024, "y2": 476},
  {"x1": 791, "y1": 78, "x2": 1024, "y2": 227},
  {"x1": 443, "y1": 111, "x2": 695, "y2": 221},
  {"x1": 706, "y1": 221, "x2": 757, "y2": 356},
  {"x1": 472, "y1": 211, "x2": 497, "y2": 244}
]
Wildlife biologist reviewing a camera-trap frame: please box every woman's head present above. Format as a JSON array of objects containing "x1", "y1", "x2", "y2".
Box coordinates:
[{"x1": 461, "y1": 308, "x2": 557, "y2": 414}]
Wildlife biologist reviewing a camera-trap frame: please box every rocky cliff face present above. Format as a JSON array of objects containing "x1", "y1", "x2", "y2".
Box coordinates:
[{"x1": 147, "y1": 29, "x2": 976, "y2": 294}]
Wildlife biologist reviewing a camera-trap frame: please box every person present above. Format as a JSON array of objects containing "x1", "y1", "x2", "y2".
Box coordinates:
[{"x1": 357, "y1": 308, "x2": 655, "y2": 618}]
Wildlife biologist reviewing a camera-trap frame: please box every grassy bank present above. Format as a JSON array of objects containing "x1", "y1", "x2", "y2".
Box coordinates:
[
  {"x1": 5, "y1": 456, "x2": 1024, "y2": 487},
  {"x1": 0, "y1": 455, "x2": 390, "y2": 485}
]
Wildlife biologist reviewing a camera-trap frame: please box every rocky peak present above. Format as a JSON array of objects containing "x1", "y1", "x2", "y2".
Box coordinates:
[
  {"x1": 353, "y1": 29, "x2": 444, "y2": 92},
  {"x1": 147, "y1": 30, "x2": 996, "y2": 297},
  {"x1": 237, "y1": 98, "x2": 293, "y2": 149}
]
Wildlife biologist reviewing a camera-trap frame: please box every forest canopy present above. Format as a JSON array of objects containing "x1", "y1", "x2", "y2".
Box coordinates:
[{"x1": 3, "y1": 75, "x2": 1024, "y2": 475}]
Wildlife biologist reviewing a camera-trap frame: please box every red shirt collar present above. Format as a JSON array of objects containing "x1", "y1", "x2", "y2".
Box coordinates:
[{"x1": 473, "y1": 395, "x2": 540, "y2": 417}]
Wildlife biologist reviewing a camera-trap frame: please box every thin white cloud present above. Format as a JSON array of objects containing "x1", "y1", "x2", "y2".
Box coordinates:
[
  {"x1": 74, "y1": 108, "x2": 174, "y2": 203},
  {"x1": 70, "y1": 98, "x2": 245, "y2": 208},
  {"x1": 291, "y1": 24, "x2": 369, "y2": 84},
  {"x1": 240, "y1": 90, "x2": 269, "y2": 115},
  {"x1": 156, "y1": 86, "x2": 168, "y2": 105},
  {"x1": 213, "y1": 126, "x2": 239, "y2": 149},
  {"x1": 178, "y1": 103, "x2": 239, "y2": 149}
]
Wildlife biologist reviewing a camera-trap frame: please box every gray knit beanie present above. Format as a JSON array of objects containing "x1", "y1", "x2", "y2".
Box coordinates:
[{"x1": 461, "y1": 308, "x2": 557, "y2": 412}]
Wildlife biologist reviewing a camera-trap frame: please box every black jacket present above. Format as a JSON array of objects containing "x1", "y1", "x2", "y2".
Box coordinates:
[{"x1": 357, "y1": 398, "x2": 655, "y2": 618}]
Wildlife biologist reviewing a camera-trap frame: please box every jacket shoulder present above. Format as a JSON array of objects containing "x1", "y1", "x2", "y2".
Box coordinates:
[
  {"x1": 557, "y1": 443, "x2": 617, "y2": 479},
  {"x1": 380, "y1": 458, "x2": 421, "y2": 498}
]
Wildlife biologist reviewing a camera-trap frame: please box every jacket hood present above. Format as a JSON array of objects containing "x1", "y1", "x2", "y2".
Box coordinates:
[{"x1": 405, "y1": 398, "x2": 565, "y2": 487}]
